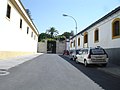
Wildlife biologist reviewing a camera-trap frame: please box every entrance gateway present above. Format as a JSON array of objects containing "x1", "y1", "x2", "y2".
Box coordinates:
[{"x1": 47, "y1": 41, "x2": 56, "y2": 54}]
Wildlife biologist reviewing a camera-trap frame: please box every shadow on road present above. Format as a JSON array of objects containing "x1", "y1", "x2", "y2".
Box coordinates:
[{"x1": 59, "y1": 55, "x2": 120, "y2": 90}]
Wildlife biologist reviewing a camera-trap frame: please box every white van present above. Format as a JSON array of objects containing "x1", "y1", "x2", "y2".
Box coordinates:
[{"x1": 75, "y1": 47, "x2": 109, "y2": 67}]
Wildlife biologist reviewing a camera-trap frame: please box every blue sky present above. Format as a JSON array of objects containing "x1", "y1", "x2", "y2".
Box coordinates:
[{"x1": 21, "y1": 0, "x2": 120, "y2": 35}]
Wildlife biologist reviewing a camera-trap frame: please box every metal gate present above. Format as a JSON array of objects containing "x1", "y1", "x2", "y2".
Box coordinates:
[{"x1": 47, "y1": 41, "x2": 56, "y2": 54}]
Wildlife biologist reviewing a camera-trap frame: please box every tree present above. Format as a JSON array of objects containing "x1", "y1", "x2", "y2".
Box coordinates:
[
  {"x1": 70, "y1": 30, "x2": 74, "y2": 36},
  {"x1": 26, "y1": 9, "x2": 32, "y2": 20},
  {"x1": 55, "y1": 35, "x2": 66, "y2": 41},
  {"x1": 46, "y1": 27, "x2": 59, "y2": 38},
  {"x1": 38, "y1": 33, "x2": 51, "y2": 42},
  {"x1": 62, "y1": 32, "x2": 71, "y2": 39}
]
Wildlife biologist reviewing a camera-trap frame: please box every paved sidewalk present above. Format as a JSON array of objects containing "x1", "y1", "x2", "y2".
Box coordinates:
[
  {"x1": 0, "y1": 53, "x2": 43, "y2": 70},
  {"x1": 63, "y1": 55, "x2": 120, "y2": 78}
]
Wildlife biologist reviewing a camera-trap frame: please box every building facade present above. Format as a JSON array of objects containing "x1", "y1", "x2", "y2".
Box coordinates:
[
  {"x1": 0, "y1": 0, "x2": 39, "y2": 59},
  {"x1": 70, "y1": 6, "x2": 120, "y2": 65}
]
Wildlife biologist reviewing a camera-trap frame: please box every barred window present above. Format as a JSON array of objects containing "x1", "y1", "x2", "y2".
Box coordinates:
[
  {"x1": 20, "y1": 19, "x2": 22, "y2": 29},
  {"x1": 112, "y1": 18, "x2": 120, "y2": 39},
  {"x1": 84, "y1": 32, "x2": 88, "y2": 43},
  {"x1": 6, "y1": 4, "x2": 11, "y2": 19},
  {"x1": 27, "y1": 27, "x2": 29, "y2": 34},
  {"x1": 31, "y1": 32, "x2": 33, "y2": 37},
  {"x1": 78, "y1": 38, "x2": 80, "y2": 46},
  {"x1": 73, "y1": 40, "x2": 75, "y2": 47},
  {"x1": 94, "y1": 29, "x2": 99, "y2": 42}
]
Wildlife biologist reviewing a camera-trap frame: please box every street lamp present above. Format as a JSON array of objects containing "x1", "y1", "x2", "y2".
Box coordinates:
[{"x1": 63, "y1": 14, "x2": 78, "y2": 50}]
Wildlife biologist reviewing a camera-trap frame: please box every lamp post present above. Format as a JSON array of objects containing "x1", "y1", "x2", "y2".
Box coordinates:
[{"x1": 63, "y1": 14, "x2": 78, "y2": 51}]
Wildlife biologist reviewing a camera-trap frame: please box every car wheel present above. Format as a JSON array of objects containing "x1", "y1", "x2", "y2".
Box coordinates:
[
  {"x1": 70, "y1": 57, "x2": 73, "y2": 60},
  {"x1": 84, "y1": 60, "x2": 88, "y2": 67},
  {"x1": 73, "y1": 56, "x2": 75, "y2": 60},
  {"x1": 76, "y1": 59, "x2": 79, "y2": 63}
]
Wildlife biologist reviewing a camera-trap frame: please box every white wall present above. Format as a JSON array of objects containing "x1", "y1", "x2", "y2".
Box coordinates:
[
  {"x1": 66, "y1": 39, "x2": 70, "y2": 50},
  {"x1": 88, "y1": 11, "x2": 120, "y2": 49},
  {"x1": 0, "y1": 0, "x2": 38, "y2": 53},
  {"x1": 70, "y1": 10, "x2": 120, "y2": 50}
]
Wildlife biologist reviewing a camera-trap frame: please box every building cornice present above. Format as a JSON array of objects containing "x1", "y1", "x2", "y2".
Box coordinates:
[
  {"x1": 70, "y1": 6, "x2": 120, "y2": 40},
  {"x1": 9, "y1": 0, "x2": 39, "y2": 36}
]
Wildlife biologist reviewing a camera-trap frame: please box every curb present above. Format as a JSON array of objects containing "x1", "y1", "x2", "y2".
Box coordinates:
[{"x1": 0, "y1": 53, "x2": 44, "y2": 70}]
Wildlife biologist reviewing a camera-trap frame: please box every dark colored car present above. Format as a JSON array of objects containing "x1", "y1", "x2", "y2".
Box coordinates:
[{"x1": 63, "y1": 50, "x2": 69, "y2": 55}]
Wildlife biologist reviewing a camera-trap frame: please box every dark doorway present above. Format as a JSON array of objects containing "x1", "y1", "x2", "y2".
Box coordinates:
[{"x1": 47, "y1": 41, "x2": 56, "y2": 54}]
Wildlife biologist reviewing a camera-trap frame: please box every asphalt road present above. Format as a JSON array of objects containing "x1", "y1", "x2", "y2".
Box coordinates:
[
  {"x1": 60, "y1": 55, "x2": 120, "y2": 90},
  {"x1": 0, "y1": 54, "x2": 119, "y2": 90}
]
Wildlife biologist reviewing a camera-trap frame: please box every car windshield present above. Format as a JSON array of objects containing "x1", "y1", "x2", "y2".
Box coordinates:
[
  {"x1": 91, "y1": 48, "x2": 105, "y2": 55},
  {"x1": 76, "y1": 50, "x2": 80, "y2": 54}
]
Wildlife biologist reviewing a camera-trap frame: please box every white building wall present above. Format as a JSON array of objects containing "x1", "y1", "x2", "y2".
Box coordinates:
[
  {"x1": 88, "y1": 11, "x2": 120, "y2": 49},
  {"x1": 76, "y1": 35, "x2": 83, "y2": 49},
  {"x1": 65, "y1": 39, "x2": 70, "y2": 50},
  {"x1": 69, "y1": 8, "x2": 120, "y2": 50},
  {"x1": 69, "y1": 7, "x2": 120, "y2": 65},
  {"x1": 0, "y1": 0, "x2": 39, "y2": 59},
  {"x1": 71, "y1": 37, "x2": 75, "y2": 50},
  {"x1": 70, "y1": 34, "x2": 84, "y2": 50}
]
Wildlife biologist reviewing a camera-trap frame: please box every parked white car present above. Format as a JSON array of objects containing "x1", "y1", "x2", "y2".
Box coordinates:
[
  {"x1": 69, "y1": 50, "x2": 77, "y2": 60},
  {"x1": 75, "y1": 47, "x2": 109, "y2": 67}
]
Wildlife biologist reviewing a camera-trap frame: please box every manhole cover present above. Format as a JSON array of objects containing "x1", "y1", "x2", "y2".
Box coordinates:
[{"x1": 0, "y1": 69, "x2": 10, "y2": 76}]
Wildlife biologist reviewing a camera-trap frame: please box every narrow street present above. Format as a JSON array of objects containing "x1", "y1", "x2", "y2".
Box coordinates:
[
  {"x1": 0, "y1": 54, "x2": 120, "y2": 90},
  {"x1": 60, "y1": 55, "x2": 120, "y2": 90}
]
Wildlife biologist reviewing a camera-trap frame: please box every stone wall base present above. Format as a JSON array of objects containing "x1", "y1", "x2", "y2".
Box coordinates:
[
  {"x1": 0, "y1": 51, "x2": 35, "y2": 60},
  {"x1": 105, "y1": 48, "x2": 120, "y2": 66}
]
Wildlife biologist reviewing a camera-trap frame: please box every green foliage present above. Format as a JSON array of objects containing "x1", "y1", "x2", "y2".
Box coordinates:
[
  {"x1": 38, "y1": 33, "x2": 46, "y2": 42},
  {"x1": 38, "y1": 27, "x2": 71, "y2": 42},
  {"x1": 62, "y1": 32, "x2": 71, "y2": 39},
  {"x1": 46, "y1": 27, "x2": 59, "y2": 38},
  {"x1": 38, "y1": 33, "x2": 51, "y2": 42},
  {"x1": 26, "y1": 9, "x2": 32, "y2": 20},
  {"x1": 41, "y1": 39, "x2": 45, "y2": 42},
  {"x1": 55, "y1": 35, "x2": 66, "y2": 41},
  {"x1": 47, "y1": 38, "x2": 56, "y2": 42}
]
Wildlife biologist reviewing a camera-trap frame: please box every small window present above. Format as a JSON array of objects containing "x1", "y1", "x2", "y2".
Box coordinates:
[
  {"x1": 20, "y1": 19, "x2": 22, "y2": 29},
  {"x1": 73, "y1": 40, "x2": 75, "y2": 47},
  {"x1": 6, "y1": 4, "x2": 11, "y2": 19},
  {"x1": 70, "y1": 42, "x2": 72, "y2": 48},
  {"x1": 31, "y1": 32, "x2": 33, "y2": 37},
  {"x1": 94, "y1": 29, "x2": 99, "y2": 42},
  {"x1": 112, "y1": 18, "x2": 120, "y2": 39},
  {"x1": 84, "y1": 32, "x2": 88, "y2": 43},
  {"x1": 34, "y1": 35, "x2": 36, "y2": 40},
  {"x1": 27, "y1": 27, "x2": 29, "y2": 34},
  {"x1": 78, "y1": 37, "x2": 80, "y2": 46}
]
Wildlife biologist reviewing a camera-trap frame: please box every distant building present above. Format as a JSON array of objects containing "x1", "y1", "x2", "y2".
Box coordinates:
[
  {"x1": 0, "y1": 0, "x2": 39, "y2": 59},
  {"x1": 65, "y1": 39, "x2": 70, "y2": 50},
  {"x1": 70, "y1": 6, "x2": 120, "y2": 65}
]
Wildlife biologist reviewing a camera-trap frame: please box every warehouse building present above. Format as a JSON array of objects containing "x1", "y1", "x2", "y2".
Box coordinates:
[
  {"x1": 0, "y1": 0, "x2": 39, "y2": 59},
  {"x1": 70, "y1": 6, "x2": 120, "y2": 65}
]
